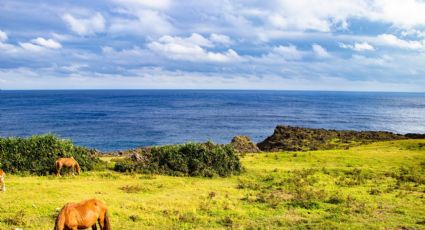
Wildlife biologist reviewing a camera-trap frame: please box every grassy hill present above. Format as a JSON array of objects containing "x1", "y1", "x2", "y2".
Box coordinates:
[{"x1": 1, "y1": 139, "x2": 424, "y2": 229}]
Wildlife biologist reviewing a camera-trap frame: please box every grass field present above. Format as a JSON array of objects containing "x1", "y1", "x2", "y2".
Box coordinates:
[{"x1": 1, "y1": 140, "x2": 425, "y2": 229}]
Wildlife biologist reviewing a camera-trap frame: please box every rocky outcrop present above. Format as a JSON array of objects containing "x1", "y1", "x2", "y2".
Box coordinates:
[
  {"x1": 405, "y1": 133, "x2": 425, "y2": 139},
  {"x1": 230, "y1": 136, "x2": 261, "y2": 153},
  {"x1": 257, "y1": 125, "x2": 406, "y2": 152}
]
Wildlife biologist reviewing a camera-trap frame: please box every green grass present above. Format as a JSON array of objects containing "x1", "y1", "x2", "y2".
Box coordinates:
[{"x1": 1, "y1": 139, "x2": 425, "y2": 229}]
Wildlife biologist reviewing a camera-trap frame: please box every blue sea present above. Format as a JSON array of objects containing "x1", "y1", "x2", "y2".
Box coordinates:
[{"x1": 0, "y1": 90, "x2": 424, "y2": 151}]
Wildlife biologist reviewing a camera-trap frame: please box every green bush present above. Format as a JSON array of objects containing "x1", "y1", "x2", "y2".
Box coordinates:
[
  {"x1": 114, "y1": 142, "x2": 242, "y2": 177},
  {"x1": 0, "y1": 134, "x2": 99, "y2": 175}
]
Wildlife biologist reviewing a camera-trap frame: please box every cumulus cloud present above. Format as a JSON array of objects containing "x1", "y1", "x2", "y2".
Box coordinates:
[
  {"x1": 209, "y1": 34, "x2": 233, "y2": 45},
  {"x1": 370, "y1": 0, "x2": 425, "y2": 29},
  {"x1": 377, "y1": 34, "x2": 424, "y2": 50},
  {"x1": 269, "y1": 45, "x2": 303, "y2": 60},
  {"x1": 260, "y1": 0, "x2": 425, "y2": 33},
  {"x1": 0, "y1": 42, "x2": 18, "y2": 54},
  {"x1": 312, "y1": 44, "x2": 330, "y2": 58},
  {"x1": 19, "y1": 42, "x2": 45, "y2": 52},
  {"x1": 31, "y1": 37, "x2": 62, "y2": 49},
  {"x1": 62, "y1": 13, "x2": 105, "y2": 36},
  {"x1": 13, "y1": 37, "x2": 62, "y2": 53},
  {"x1": 148, "y1": 33, "x2": 242, "y2": 62},
  {"x1": 0, "y1": 30, "x2": 8, "y2": 42},
  {"x1": 339, "y1": 42, "x2": 375, "y2": 51},
  {"x1": 109, "y1": 9, "x2": 173, "y2": 36},
  {"x1": 109, "y1": 0, "x2": 173, "y2": 36}
]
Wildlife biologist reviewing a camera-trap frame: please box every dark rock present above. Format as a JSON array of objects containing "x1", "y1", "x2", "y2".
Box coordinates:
[
  {"x1": 230, "y1": 136, "x2": 261, "y2": 153},
  {"x1": 404, "y1": 133, "x2": 425, "y2": 139},
  {"x1": 257, "y1": 125, "x2": 406, "y2": 152}
]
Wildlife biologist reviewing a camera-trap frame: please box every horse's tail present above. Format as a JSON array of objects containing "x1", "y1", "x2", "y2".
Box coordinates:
[
  {"x1": 103, "y1": 210, "x2": 112, "y2": 230},
  {"x1": 54, "y1": 211, "x2": 65, "y2": 230}
]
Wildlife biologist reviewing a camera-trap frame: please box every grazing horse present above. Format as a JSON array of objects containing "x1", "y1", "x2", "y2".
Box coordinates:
[
  {"x1": 0, "y1": 169, "x2": 5, "y2": 192},
  {"x1": 55, "y1": 157, "x2": 81, "y2": 176},
  {"x1": 54, "y1": 199, "x2": 111, "y2": 230}
]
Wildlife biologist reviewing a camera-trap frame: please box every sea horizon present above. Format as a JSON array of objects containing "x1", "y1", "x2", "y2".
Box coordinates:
[{"x1": 2, "y1": 89, "x2": 425, "y2": 94}]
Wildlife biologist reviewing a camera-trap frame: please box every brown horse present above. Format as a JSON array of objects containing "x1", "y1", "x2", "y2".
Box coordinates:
[
  {"x1": 54, "y1": 199, "x2": 111, "y2": 230},
  {"x1": 0, "y1": 169, "x2": 5, "y2": 192},
  {"x1": 55, "y1": 157, "x2": 81, "y2": 176}
]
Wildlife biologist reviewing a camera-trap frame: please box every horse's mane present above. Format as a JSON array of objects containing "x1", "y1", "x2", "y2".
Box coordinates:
[{"x1": 54, "y1": 207, "x2": 66, "y2": 230}]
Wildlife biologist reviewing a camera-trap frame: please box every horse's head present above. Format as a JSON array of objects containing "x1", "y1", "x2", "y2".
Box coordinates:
[{"x1": 75, "y1": 163, "x2": 81, "y2": 175}]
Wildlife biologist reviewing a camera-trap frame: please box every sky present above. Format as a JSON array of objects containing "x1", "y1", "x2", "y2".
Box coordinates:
[{"x1": 1, "y1": 0, "x2": 425, "y2": 91}]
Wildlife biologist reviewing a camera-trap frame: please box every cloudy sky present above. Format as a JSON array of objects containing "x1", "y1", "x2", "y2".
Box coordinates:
[{"x1": 1, "y1": 0, "x2": 425, "y2": 91}]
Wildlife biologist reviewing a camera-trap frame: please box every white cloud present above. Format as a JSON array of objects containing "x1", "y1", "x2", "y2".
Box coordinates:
[
  {"x1": 31, "y1": 37, "x2": 62, "y2": 49},
  {"x1": 401, "y1": 29, "x2": 425, "y2": 39},
  {"x1": 51, "y1": 33, "x2": 74, "y2": 41},
  {"x1": 370, "y1": 0, "x2": 425, "y2": 29},
  {"x1": 377, "y1": 34, "x2": 424, "y2": 50},
  {"x1": 339, "y1": 42, "x2": 375, "y2": 51},
  {"x1": 109, "y1": 0, "x2": 174, "y2": 37},
  {"x1": 312, "y1": 44, "x2": 330, "y2": 58},
  {"x1": 209, "y1": 34, "x2": 232, "y2": 45},
  {"x1": 62, "y1": 13, "x2": 105, "y2": 36},
  {"x1": 7, "y1": 37, "x2": 61, "y2": 54},
  {"x1": 109, "y1": 9, "x2": 173, "y2": 36},
  {"x1": 262, "y1": 0, "x2": 425, "y2": 32},
  {"x1": 1, "y1": 67, "x2": 423, "y2": 92},
  {"x1": 260, "y1": 0, "x2": 368, "y2": 32},
  {"x1": 148, "y1": 34, "x2": 242, "y2": 62},
  {"x1": 0, "y1": 30, "x2": 8, "y2": 42},
  {"x1": 351, "y1": 54, "x2": 391, "y2": 66},
  {"x1": 19, "y1": 42, "x2": 45, "y2": 52},
  {"x1": 0, "y1": 42, "x2": 19, "y2": 54},
  {"x1": 61, "y1": 64, "x2": 88, "y2": 72},
  {"x1": 270, "y1": 45, "x2": 303, "y2": 60}
]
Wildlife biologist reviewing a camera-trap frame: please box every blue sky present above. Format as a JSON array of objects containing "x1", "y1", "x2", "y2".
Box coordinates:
[{"x1": 1, "y1": 0, "x2": 425, "y2": 91}]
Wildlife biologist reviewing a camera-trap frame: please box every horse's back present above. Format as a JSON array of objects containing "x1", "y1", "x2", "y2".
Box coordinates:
[
  {"x1": 81, "y1": 198, "x2": 107, "y2": 210},
  {"x1": 56, "y1": 158, "x2": 77, "y2": 167},
  {"x1": 56, "y1": 199, "x2": 109, "y2": 229}
]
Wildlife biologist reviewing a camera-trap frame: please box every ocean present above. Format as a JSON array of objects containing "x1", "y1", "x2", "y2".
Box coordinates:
[{"x1": 1, "y1": 90, "x2": 424, "y2": 151}]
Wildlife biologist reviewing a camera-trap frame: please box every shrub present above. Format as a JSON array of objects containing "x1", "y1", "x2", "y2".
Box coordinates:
[
  {"x1": 0, "y1": 134, "x2": 99, "y2": 175},
  {"x1": 114, "y1": 142, "x2": 242, "y2": 177}
]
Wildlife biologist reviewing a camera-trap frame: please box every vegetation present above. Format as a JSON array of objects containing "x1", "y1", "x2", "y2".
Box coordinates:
[
  {"x1": 114, "y1": 142, "x2": 242, "y2": 177},
  {"x1": 257, "y1": 125, "x2": 406, "y2": 151},
  {"x1": 229, "y1": 135, "x2": 261, "y2": 154},
  {"x1": 0, "y1": 134, "x2": 99, "y2": 175},
  {"x1": 0, "y1": 139, "x2": 424, "y2": 229}
]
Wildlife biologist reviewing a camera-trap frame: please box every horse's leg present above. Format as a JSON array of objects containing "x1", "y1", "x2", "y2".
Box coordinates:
[
  {"x1": 0, "y1": 178, "x2": 5, "y2": 192},
  {"x1": 92, "y1": 223, "x2": 98, "y2": 230},
  {"x1": 98, "y1": 215, "x2": 105, "y2": 230},
  {"x1": 56, "y1": 164, "x2": 62, "y2": 177}
]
